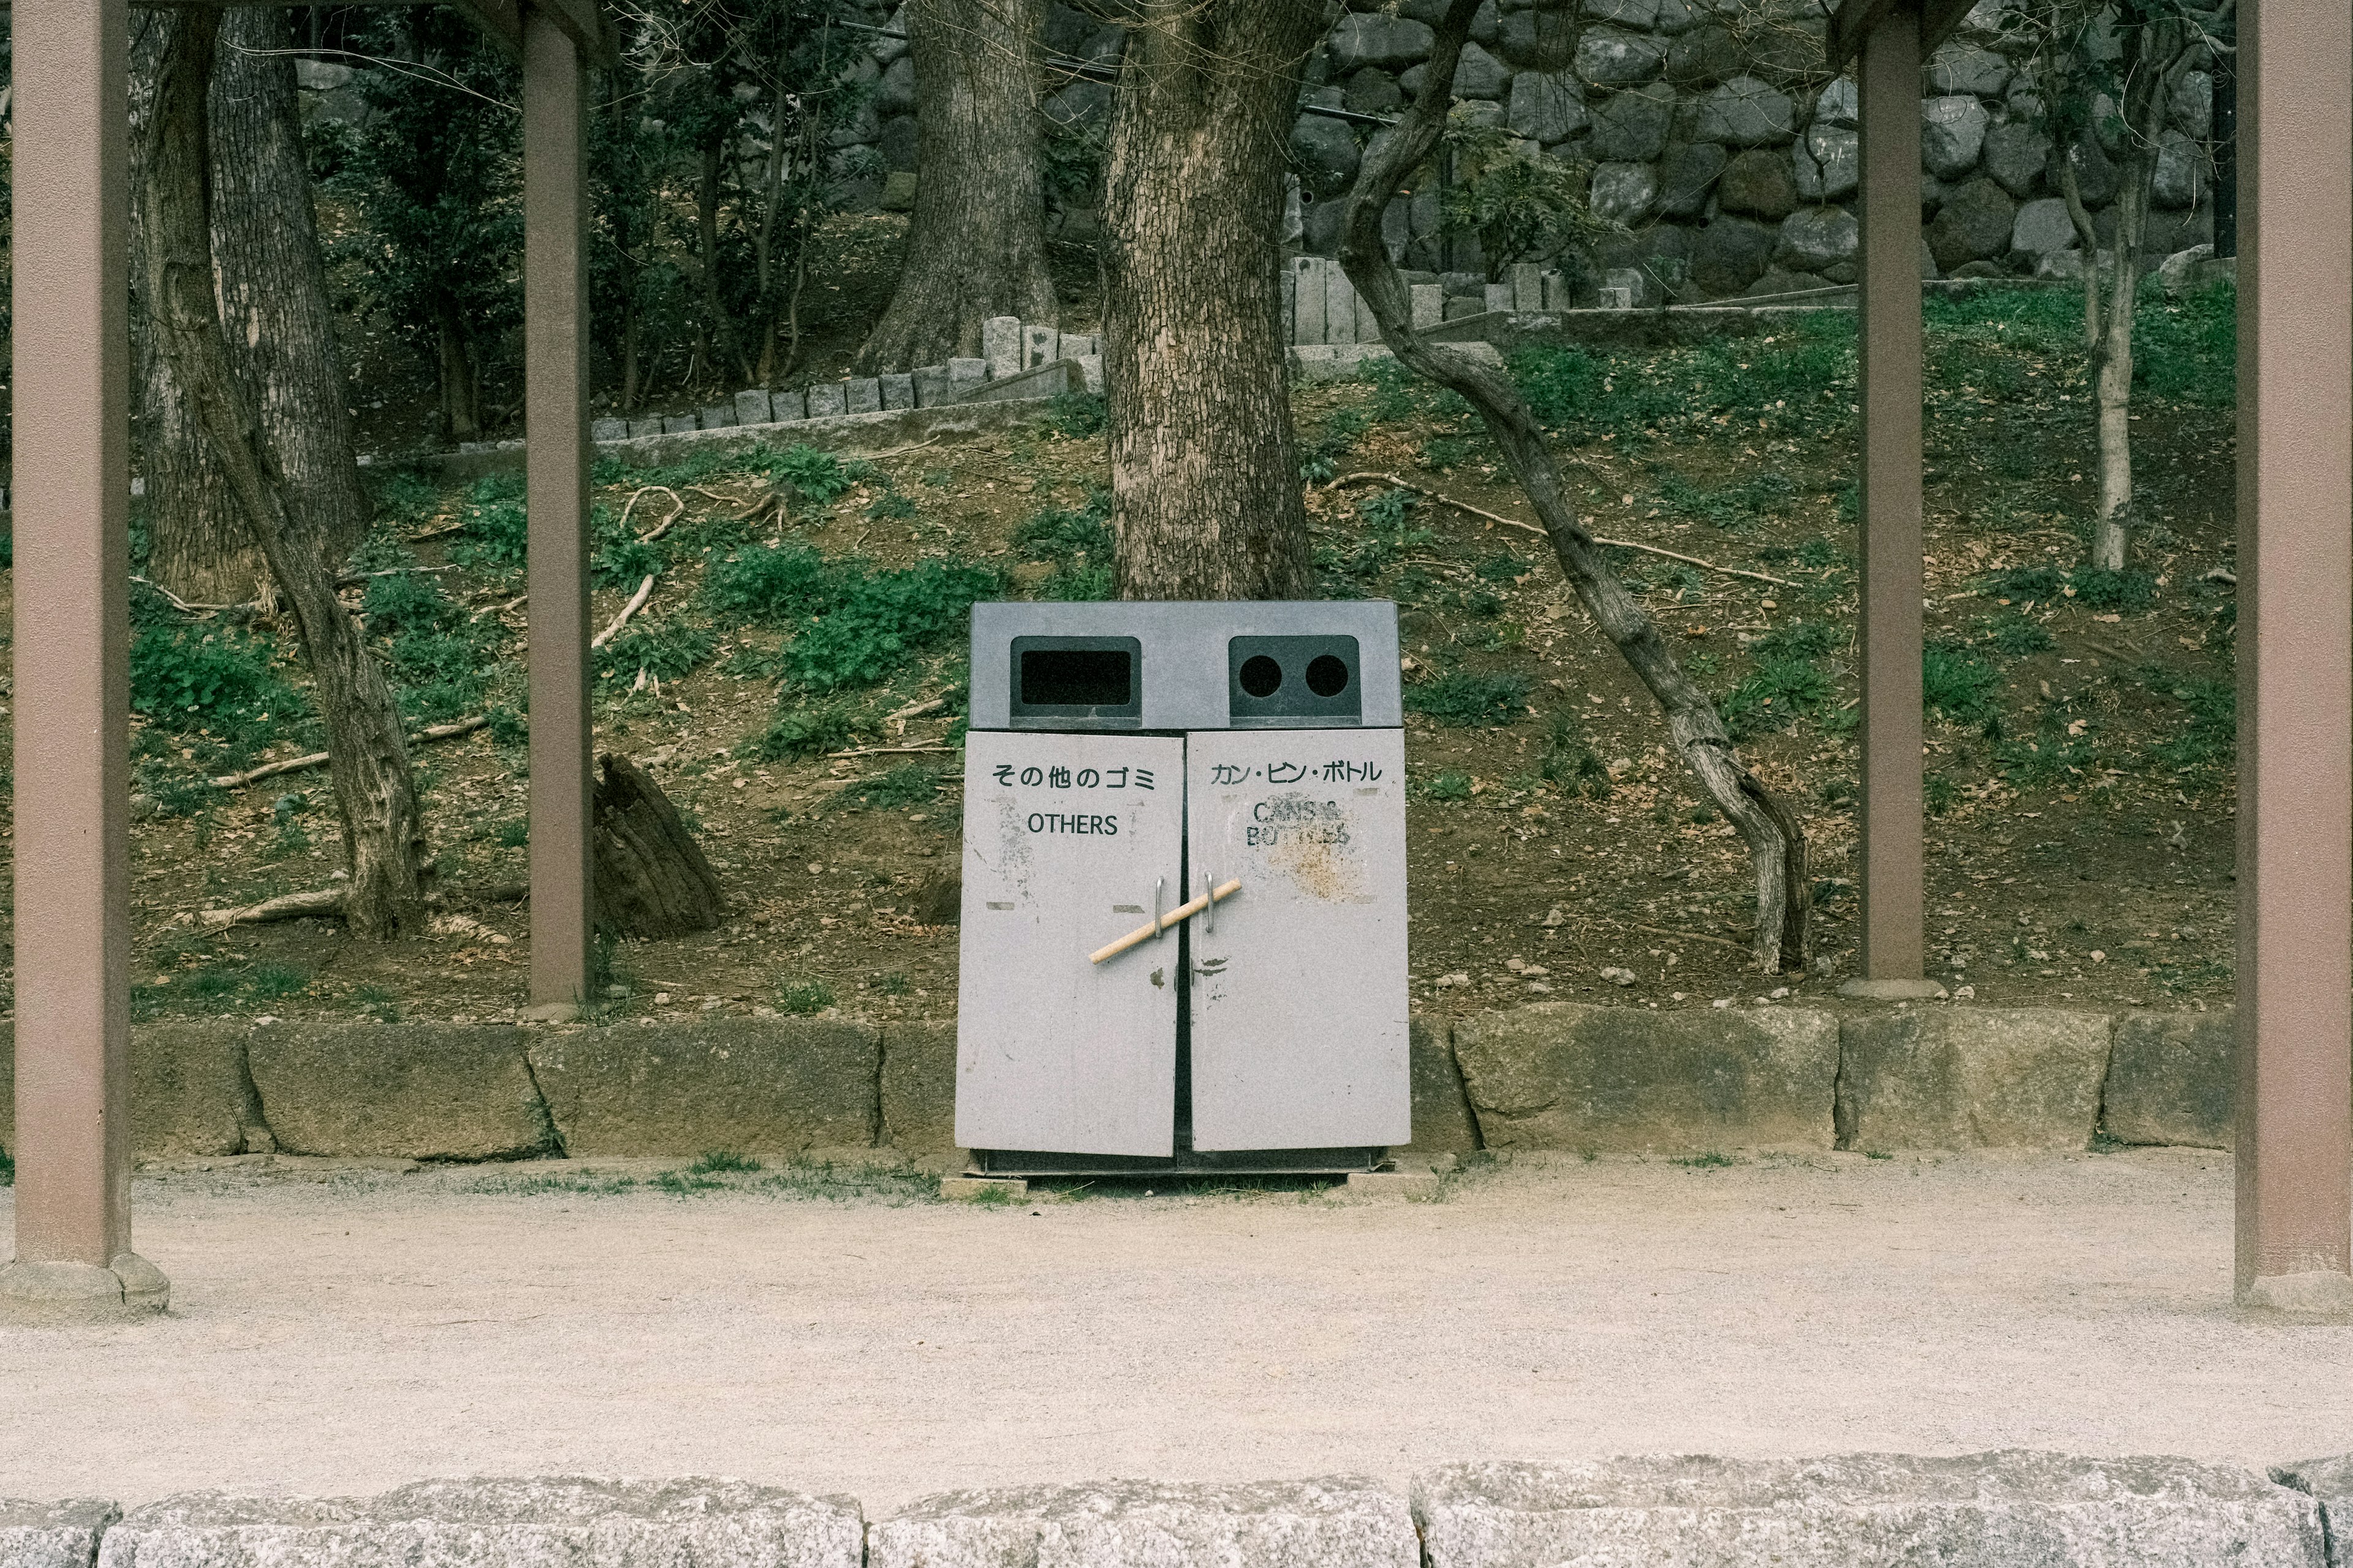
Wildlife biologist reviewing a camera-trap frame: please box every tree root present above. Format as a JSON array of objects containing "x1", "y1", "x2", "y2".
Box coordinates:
[
  {"x1": 208, "y1": 715, "x2": 490, "y2": 790},
  {"x1": 200, "y1": 881, "x2": 527, "y2": 930}
]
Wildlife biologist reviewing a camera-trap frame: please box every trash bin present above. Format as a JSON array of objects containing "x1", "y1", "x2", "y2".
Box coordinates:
[{"x1": 957, "y1": 601, "x2": 1409, "y2": 1174}]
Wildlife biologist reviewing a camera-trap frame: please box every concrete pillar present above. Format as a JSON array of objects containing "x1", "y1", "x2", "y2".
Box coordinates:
[
  {"x1": 2233, "y1": 0, "x2": 2353, "y2": 1313},
  {"x1": 1842, "y1": 6, "x2": 1936, "y2": 1001},
  {"x1": 523, "y1": 9, "x2": 594, "y2": 1016},
  {"x1": 1293, "y1": 257, "x2": 1327, "y2": 347},
  {"x1": 982, "y1": 316, "x2": 1021, "y2": 381},
  {"x1": 0, "y1": 0, "x2": 165, "y2": 1325}
]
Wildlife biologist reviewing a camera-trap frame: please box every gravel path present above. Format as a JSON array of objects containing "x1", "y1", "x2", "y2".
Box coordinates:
[{"x1": 2, "y1": 1148, "x2": 2346, "y2": 1506}]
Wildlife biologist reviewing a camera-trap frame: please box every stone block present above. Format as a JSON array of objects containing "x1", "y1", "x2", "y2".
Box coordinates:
[
  {"x1": 1983, "y1": 120, "x2": 2052, "y2": 198},
  {"x1": 1290, "y1": 344, "x2": 1338, "y2": 380},
  {"x1": 1409, "y1": 283, "x2": 1445, "y2": 331},
  {"x1": 771, "y1": 387, "x2": 808, "y2": 421},
  {"x1": 626, "y1": 417, "x2": 662, "y2": 439},
  {"x1": 872, "y1": 1479, "x2": 1415, "y2": 1568},
  {"x1": 1507, "y1": 261, "x2": 1542, "y2": 312},
  {"x1": 982, "y1": 316, "x2": 1023, "y2": 381},
  {"x1": 948, "y1": 357, "x2": 991, "y2": 396},
  {"x1": 1575, "y1": 29, "x2": 1664, "y2": 89},
  {"x1": 1290, "y1": 116, "x2": 1361, "y2": 199},
  {"x1": 1442, "y1": 294, "x2": 1485, "y2": 321},
  {"x1": 881, "y1": 1020, "x2": 957, "y2": 1153},
  {"x1": 735, "y1": 388, "x2": 775, "y2": 426},
  {"x1": 526, "y1": 1018, "x2": 881, "y2": 1157},
  {"x1": 1453, "y1": 42, "x2": 1510, "y2": 99},
  {"x1": 1325, "y1": 267, "x2": 1360, "y2": 345},
  {"x1": 246, "y1": 1023, "x2": 555, "y2": 1161},
  {"x1": 1023, "y1": 324, "x2": 1059, "y2": 371},
  {"x1": 880, "y1": 373, "x2": 915, "y2": 411},
  {"x1": 1928, "y1": 42, "x2": 2012, "y2": 99},
  {"x1": 661, "y1": 415, "x2": 698, "y2": 434},
  {"x1": 699, "y1": 403, "x2": 736, "y2": 430},
  {"x1": 135, "y1": 1020, "x2": 264, "y2": 1157},
  {"x1": 1658, "y1": 142, "x2": 1728, "y2": 219},
  {"x1": 1697, "y1": 75, "x2": 1795, "y2": 146},
  {"x1": 2152, "y1": 127, "x2": 2202, "y2": 209},
  {"x1": 2272, "y1": 1456, "x2": 2353, "y2": 1567},
  {"x1": 1691, "y1": 216, "x2": 1775, "y2": 297},
  {"x1": 589, "y1": 417, "x2": 629, "y2": 443},
  {"x1": 1293, "y1": 257, "x2": 1327, "y2": 346},
  {"x1": 1589, "y1": 161, "x2": 1658, "y2": 225},
  {"x1": 2012, "y1": 196, "x2": 2078, "y2": 256},
  {"x1": 941, "y1": 1176, "x2": 1025, "y2": 1202},
  {"x1": 1922, "y1": 94, "x2": 1991, "y2": 180},
  {"x1": 1354, "y1": 289, "x2": 1381, "y2": 344},
  {"x1": 1928, "y1": 175, "x2": 2018, "y2": 270},
  {"x1": 846, "y1": 377, "x2": 882, "y2": 414},
  {"x1": 1590, "y1": 83, "x2": 1674, "y2": 163},
  {"x1": 957, "y1": 359, "x2": 1078, "y2": 404},
  {"x1": 1837, "y1": 1008, "x2": 2111, "y2": 1151},
  {"x1": 1075, "y1": 355, "x2": 1103, "y2": 395},
  {"x1": 1416, "y1": 1455, "x2": 2324, "y2": 1568},
  {"x1": 1452, "y1": 1003, "x2": 1837, "y2": 1153},
  {"x1": 1329, "y1": 13, "x2": 1434, "y2": 74},
  {"x1": 1055, "y1": 332, "x2": 1097, "y2": 363},
  {"x1": 1776, "y1": 206, "x2": 1859, "y2": 273},
  {"x1": 0, "y1": 1499, "x2": 118, "y2": 1568},
  {"x1": 2103, "y1": 1009, "x2": 2233, "y2": 1149},
  {"x1": 1480, "y1": 281, "x2": 1515, "y2": 314},
  {"x1": 101, "y1": 1479, "x2": 863, "y2": 1568},
  {"x1": 1718, "y1": 147, "x2": 1797, "y2": 219},
  {"x1": 1407, "y1": 1016, "x2": 1481, "y2": 1156},
  {"x1": 1507, "y1": 69, "x2": 1585, "y2": 145},
  {"x1": 806, "y1": 382, "x2": 847, "y2": 419},
  {"x1": 911, "y1": 365, "x2": 952, "y2": 407}
]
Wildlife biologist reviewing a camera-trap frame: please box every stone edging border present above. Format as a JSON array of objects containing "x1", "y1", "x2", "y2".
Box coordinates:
[
  {"x1": 5, "y1": 1452, "x2": 2348, "y2": 1568},
  {"x1": 0, "y1": 1004, "x2": 2235, "y2": 1165}
]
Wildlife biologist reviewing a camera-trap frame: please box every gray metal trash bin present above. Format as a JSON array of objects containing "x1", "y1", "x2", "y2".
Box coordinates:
[{"x1": 957, "y1": 600, "x2": 1410, "y2": 1175}]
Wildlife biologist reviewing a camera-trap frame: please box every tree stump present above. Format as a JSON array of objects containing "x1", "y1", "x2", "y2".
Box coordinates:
[{"x1": 593, "y1": 753, "x2": 726, "y2": 939}]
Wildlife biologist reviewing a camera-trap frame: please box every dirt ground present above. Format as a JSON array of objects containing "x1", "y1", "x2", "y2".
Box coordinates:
[
  {"x1": 0, "y1": 275, "x2": 2244, "y2": 1031},
  {"x1": 1, "y1": 1151, "x2": 2345, "y2": 1507}
]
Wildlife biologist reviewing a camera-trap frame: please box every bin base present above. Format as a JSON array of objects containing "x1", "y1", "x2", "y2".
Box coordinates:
[{"x1": 972, "y1": 1146, "x2": 1385, "y2": 1178}]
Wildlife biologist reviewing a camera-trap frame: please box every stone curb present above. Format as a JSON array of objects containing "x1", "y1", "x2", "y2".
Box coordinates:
[
  {"x1": 11, "y1": 1456, "x2": 2346, "y2": 1568},
  {"x1": 0, "y1": 1004, "x2": 2253, "y2": 1163}
]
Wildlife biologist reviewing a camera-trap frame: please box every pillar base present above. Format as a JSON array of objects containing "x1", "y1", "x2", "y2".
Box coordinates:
[
  {"x1": 0, "y1": 1253, "x2": 170, "y2": 1325},
  {"x1": 521, "y1": 1001, "x2": 583, "y2": 1023},
  {"x1": 1838, "y1": 977, "x2": 1949, "y2": 1001},
  {"x1": 2238, "y1": 1270, "x2": 2353, "y2": 1315}
]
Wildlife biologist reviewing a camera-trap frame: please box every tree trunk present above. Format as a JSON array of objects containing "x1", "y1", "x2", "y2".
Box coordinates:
[
  {"x1": 696, "y1": 137, "x2": 751, "y2": 386},
  {"x1": 854, "y1": 0, "x2": 1059, "y2": 374},
  {"x1": 2090, "y1": 172, "x2": 2142, "y2": 571},
  {"x1": 134, "y1": 8, "x2": 370, "y2": 604},
  {"x1": 1336, "y1": 0, "x2": 1809, "y2": 974},
  {"x1": 592, "y1": 754, "x2": 726, "y2": 938},
  {"x1": 435, "y1": 300, "x2": 483, "y2": 442},
  {"x1": 1101, "y1": 0, "x2": 1323, "y2": 600},
  {"x1": 140, "y1": 4, "x2": 428, "y2": 941}
]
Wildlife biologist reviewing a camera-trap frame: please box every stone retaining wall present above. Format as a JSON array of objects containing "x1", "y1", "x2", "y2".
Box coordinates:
[
  {"x1": 0, "y1": 1004, "x2": 2239, "y2": 1165},
  {"x1": 7, "y1": 1455, "x2": 2349, "y2": 1568}
]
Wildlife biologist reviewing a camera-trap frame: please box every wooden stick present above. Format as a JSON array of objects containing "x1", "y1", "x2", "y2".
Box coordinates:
[
  {"x1": 1089, "y1": 879, "x2": 1241, "y2": 964},
  {"x1": 1324, "y1": 472, "x2": 1797, "y2": 588},
  {"x1": 592, "y1": 573, "x2": 657, "y2": 648},
  {"x1": 207, "y1": 715, "x2": 490, "y2": 790},
  {"x1": 620, "y1": 484, "x2": 685, "y2": 542},
  {"x1": 824, "y1": 743, "x2": 955, "y2": 759}
]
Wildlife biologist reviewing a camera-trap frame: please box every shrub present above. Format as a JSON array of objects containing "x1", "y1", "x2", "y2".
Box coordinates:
[
  {"x1": 2070, "y1": 567, "x2": 2156, "y2": 613},
  {"x1": 129, "y1": 624, "x2": 300, "y2": 732},
  {"x1": 449, "y1": 473, "x2": 529, "y2": 574},
  {"x1": 852, "y1": 763, "x2": 941, "y2": 808},
  {"x1": 778, "y1": 978, "x2": 836, "y2": 1015},
  {"x1": 1015, "y1": 494, "x2": 1115, "y2": 601},
  {"x1": 2150, "y1": 674, "x2": 2234, "y2": 769},
  {"x1": 1407, "y1": 668, "x2": 1531, "y2": 727},
  {"x1": 1922, "y1": 640, "x2": 2002, "y2": 728},
  {"x1": 1721, "y1": 657, "x2": 1831, "y2": 737},
  {"x1": 365, "y1": 569, "x2": 506, "y2": 722},
  {"x1": 747, "y1": 700, "x2": 870, "y2": 761},
  {"x1": 1420, "y1": 770, "x2": 1473, "y2": 801},
  {"x1": 1984, "y1": 614, "x2": 2054, "y2": 655},
  {"x1": 596, "y1": 619, "x2": 715, "y2": 683},
  {"x1": 1753, "y1": 619, "x2": 1840, "y2": 660},
  {"x1": 704, "y1": 542, "x2": 844, "y2": 625},
  {"x1": 1044, "y1": 391, "x2": 1106, "y2": 437},
  {"x1": 771, "y1": 444, "x2": 858, "y2": 507},
  {"x1": 776, "y1": 559, "x2": 1003, "y2": 692}
]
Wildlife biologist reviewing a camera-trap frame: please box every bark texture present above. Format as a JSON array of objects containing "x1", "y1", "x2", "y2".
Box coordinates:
[
  {"x1": 1336, "y1": 0, "x2": 1809, "y2": 974},
  {"x1": 1101, "y1": 1, "x2": 1325, "y2": 600},
  {"x1": 592, "y1": 754, "x2": 726, "y2": 939},
  {"x1": 134, "y1": 8, "x2": 371, "y2": 605},
  {"x1": 139, "y1": 6, "x2": 428, "y2": 941},
  {"x1": 854, "y1": 0, "x2": 1058, "y2": 373}
]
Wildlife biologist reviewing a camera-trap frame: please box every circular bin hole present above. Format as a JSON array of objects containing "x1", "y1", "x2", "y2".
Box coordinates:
[
  {"x1": 1305, "y1": 653, "x2": 1351, "y2": 697},
  {"x1": 1238, "y1": 654, "x2": 1284, "y2": 697}
]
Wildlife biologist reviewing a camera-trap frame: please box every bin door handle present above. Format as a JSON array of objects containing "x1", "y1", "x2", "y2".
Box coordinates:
[
  {"x1": 1091, "y1": 879, "x2": 1243, "y2": 965},
  {"x1": 1203, "y1": 869, "x2": 1215, "y2": 934}
]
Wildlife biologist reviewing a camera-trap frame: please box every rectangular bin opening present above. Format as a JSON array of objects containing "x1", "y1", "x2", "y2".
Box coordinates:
[{"x1": 1010, "y1": 635, "x2": 1143, "y2": 724}]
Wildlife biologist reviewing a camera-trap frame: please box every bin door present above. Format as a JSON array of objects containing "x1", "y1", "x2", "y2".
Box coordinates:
[
  {"x1": 957, "y1": 732, "x2": 1185, "y2": 1156},
  {"x1": 1184, "y1": 729, "x2": 1410, "y2": 1151}
]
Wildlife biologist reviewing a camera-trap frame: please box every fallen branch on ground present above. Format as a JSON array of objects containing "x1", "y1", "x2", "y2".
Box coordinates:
[
  {"x1": 592, "y1": 574, "x2": 657, "y2": 649},
  {"x1": 825, "y1": 743, "x2": 955, "y2": 759},
  {"x1": 1325, "y1": 472, "x2": 1797, "y2": 588},
  {"x1": 200, "y1": 880, "x2": 528, "y2": 928},
  {"x1": 208, "y1": 714, "x2": 491, "y2": 790},
  {"x1": 619, "y1": 485, "x2": 685, "y2": 542}
]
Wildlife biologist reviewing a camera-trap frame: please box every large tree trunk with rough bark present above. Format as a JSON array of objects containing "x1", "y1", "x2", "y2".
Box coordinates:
[
  {"x1": 1336, "y1": 0, "x2": 1809, "y2": 974},
  {"x1": 140, "y1": 4, "x2": 428, "y2": 941},
  {"x1": 854, "y1": 0, "x2": 1058, "y2": 373},
  {"x1": 1101, "y1": 0, "x2": 1322, "y2": 600},
  {"x1": 133, "y1": 8, "x2": 371, "y2": 605}
]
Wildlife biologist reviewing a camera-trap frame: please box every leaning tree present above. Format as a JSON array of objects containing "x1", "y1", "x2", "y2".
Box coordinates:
[
  {"x1": 140, "y1": 4, "x2": 429, "y2": 940},
  {"x1": 1333, "y1": 0, "x2": 1812, "y2": 974}
]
